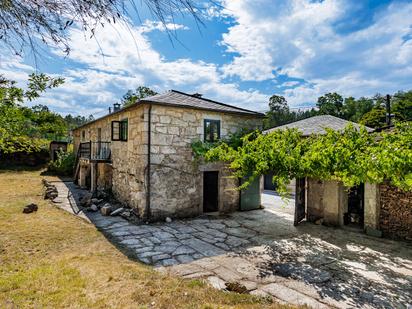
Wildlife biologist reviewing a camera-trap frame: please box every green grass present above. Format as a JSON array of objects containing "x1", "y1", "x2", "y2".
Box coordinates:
[{"x1": 0, "y1": 168, "x2": 296, "y2": 308}]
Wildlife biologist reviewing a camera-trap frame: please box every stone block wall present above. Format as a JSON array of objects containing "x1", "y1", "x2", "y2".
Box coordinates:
[
  {"x1": 73, "y1": 103, "x2": 263, "y2": 220},
  {"x1": 379, "y1": 183, "x2": 412, "y2": 240},
  {"x1": 149, "y1": 105, "x2": 262, "y2": 220},
  {"x1": 73, "y1": 105, "x2": 149, "y2": 215}
]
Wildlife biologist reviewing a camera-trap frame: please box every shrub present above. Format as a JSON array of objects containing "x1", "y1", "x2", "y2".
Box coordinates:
[{"x1": 48, "y1": 149, "x2": 75, "y2": 175}]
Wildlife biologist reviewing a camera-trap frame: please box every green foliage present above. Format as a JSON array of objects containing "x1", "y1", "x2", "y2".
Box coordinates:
[
  {"x1": 191, "y1": 129, "x2": 259, "y2": 159},
  {"x1": 203, "y1": 123, "x2": 412, "y2": 194},
  {"x1": 317, "y1": 92, "x2": 344, "y2": 117},
  {"x1": 0, "y1": 74, "x2": 83, "y2": 155},
  {"x1": 48, "y1": 150, "x2": 75, "y2": 175},
  {"x1": 121, "y1": 86, "x2": 158, "y2": 107},
  {"x1": 263, "y1": 94, "x2": 318, "y2": 129},
  {"x1": 360, "y1": 107, "x2": 386, "y2": 128}
]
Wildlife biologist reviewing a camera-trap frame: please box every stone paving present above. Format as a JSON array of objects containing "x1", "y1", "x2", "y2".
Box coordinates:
[{"x1": 53, "y1": 181, "x2": 412, "y2": 309}]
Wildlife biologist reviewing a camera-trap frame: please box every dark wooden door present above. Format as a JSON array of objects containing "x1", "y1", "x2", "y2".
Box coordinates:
[
  {"x1": 264, "y1": 173, "x2": 277, "y2": 191},
  {"x1": 294, "y1": 177, "x2": 306, "y2": 226},
  {"x1": 203, "y1": 171, "x2": 219, "y2": 212}
]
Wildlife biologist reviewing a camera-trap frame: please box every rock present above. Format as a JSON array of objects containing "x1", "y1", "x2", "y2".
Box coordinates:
[
  {"x1": 101, "y1": 205, "x2": 112, "y2": 216},
  {"x1": 44, "y1": 190, "x2": 58, "y2": 200},
  {"x1": 90, "y1": 204, "x2": 98, "y2": 212},
  {"x1": 120, "y1": 211, "x2": 131, "y2": 219},
  {"x1": 110, "y1": 207, "x2": 124, "y2": 216},
  {"x1": 165, "y1": 217, "x2": 172, "y2": 223},
  {"x1": 314, "y1": 218, "x2": 324, "y2": 225},
  {"x1": 23, "y1": 203, "x2": 38, "y2": 214},
  {"x1": 96, "y1": 190, "x2": 108, "y2": 199},
  {"x1": 91, "y1": 198, "x2": 100, "y2": 204},
  {"x1": 79, "y1": 193, "x2": 93, "y2": 207},
  {"x1": 225, "y1": 282, "x2": 248, "y2": 294}
]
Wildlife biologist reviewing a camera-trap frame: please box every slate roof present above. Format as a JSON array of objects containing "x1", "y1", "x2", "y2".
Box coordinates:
[
  {"x1": 73, "y1": 90, "x2": 264, "y2": 130},
  {"x1": 140, "y1": 90, "x2": 264, "y2": 116},
  {"x1": 263, "y1": 115, "x2": 373, "y2": 136}
]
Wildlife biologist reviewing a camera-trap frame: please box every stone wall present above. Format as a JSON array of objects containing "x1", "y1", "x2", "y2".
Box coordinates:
[
  {"x1": 379, "y1": 183, "x2": 412, "y2": 240},
  {"x1": 149, "y1": 105, "x2": 262, "y2": 220},
  {"x1": 73, "y1": 105, "x2": 149, "y2": 215},
  {"x1": 306, "y1": 179, "x2": 348, "y2": 226},
  {"x1": 73, "y1": 103, "x2": 263, "y2": 220}
]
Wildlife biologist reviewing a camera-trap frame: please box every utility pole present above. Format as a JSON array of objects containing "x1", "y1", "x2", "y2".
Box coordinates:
[{"x1": 385, "y1": 94, "x2": 391, "y2": 126}]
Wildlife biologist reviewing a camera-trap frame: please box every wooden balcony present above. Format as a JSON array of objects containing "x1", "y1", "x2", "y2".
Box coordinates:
[{"x1": 79, "y1": 141, "x2": 111, "y2": 162}]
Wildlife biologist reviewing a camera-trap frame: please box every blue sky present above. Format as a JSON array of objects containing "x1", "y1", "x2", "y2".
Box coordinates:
[{"x1": 1, "y1": 0, "x2": 412, "y2": 117}]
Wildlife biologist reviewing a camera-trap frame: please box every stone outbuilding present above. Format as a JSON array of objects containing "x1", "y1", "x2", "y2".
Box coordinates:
[
  {"x1": 263, "y1": 115, "x2": 412, "y2": 241},
  {"x1": 72, "y1": 90, "x2": 264, "y2": 221}
]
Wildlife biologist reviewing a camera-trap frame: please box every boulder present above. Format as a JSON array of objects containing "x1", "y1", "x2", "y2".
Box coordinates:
[
  {"x1": 44, "y1": 190, "x2": 58, "y2": 200},
  {"x1": 90, "y1": 204, "x2": 98, "y2": 212},
  {"x1": 101, "y1": 205, "x2": 112, "y2": 216},
  {"x1": 120, "y1": 211, "x2": 131, "y2": 219},
  {"x1": 79, "y1": 193, "x2": 93, "y2": 207},
  {"x1": 165, "y1": 217, "x2": 172, "y2": 223},
  {"x1": 91, "y1": 198, "x2": 100, "y2": 204},
  {"x1": 23, "y1": 203, "x2": 38, "y2": 214},
  {"x1": 110, "y1": 207, "x2": 124, "y2": 216}
]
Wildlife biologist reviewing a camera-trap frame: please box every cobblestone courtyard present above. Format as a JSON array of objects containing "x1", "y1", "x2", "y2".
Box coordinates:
[{"x1": 55, "y1": 181, "x2": 412, "y2": 308}]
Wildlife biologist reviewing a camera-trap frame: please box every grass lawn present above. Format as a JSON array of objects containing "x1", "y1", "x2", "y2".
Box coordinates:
[{"x1": 0, "y1": 168, "x2": 294, "y2": 308}]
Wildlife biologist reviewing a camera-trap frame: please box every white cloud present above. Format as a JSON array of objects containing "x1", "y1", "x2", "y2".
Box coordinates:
[{"x1": 219, "y1": 0, "x2": 412, "y2": 106}]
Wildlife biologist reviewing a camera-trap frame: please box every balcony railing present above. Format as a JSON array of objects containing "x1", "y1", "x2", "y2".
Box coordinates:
[{"x1": 79, "y1": 141, "x2": 111, "y2": 161}]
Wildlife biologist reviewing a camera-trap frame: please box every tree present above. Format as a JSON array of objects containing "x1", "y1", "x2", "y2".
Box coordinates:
[
  {"x1": 121, "y1": 86, "x2": 158, "y2": 107},
  {"x1": 392, "y1": 90, "x2": 412, "y2": 121},
  {"x1": 0, "y1": 0, "x2": 202, "y2": 56},
  {"x1": 342, "y1": 96, "x2": 374, "y2": 122},
  {"x1": 0, "y1": 74, "x2": 65, "y2": 153},
  {"x1": 359, "y1": 107, "x2": 386, "y2": 128},
  {"x1": 317, "y1": 92, "x2": 344, "y2": 117}
]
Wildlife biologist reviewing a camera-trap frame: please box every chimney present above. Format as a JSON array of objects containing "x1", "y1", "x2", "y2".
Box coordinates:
[
  {"x1": 113, "y1": 103, "x2": 121, "y2": 112},
  {"x1": 109, "y1": 107, "x2": 112, "y2": 114},
  {"x1": 192, "y1": 93, "x2": 203, "y2": 98},
  {"x1": 385, "y1": 94, "x2": 391, "y2": 126}
]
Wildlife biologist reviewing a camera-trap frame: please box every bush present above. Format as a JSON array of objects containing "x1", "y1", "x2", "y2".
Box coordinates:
[{"x1": 48, "y1": 149, "x2": 75, "y2": 175}]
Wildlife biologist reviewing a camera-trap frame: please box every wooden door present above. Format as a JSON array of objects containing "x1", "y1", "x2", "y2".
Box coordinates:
[
  {"x1": 294, "y1": 177, "x2": 306, "y2": 226},
  {"x1": 203, "y1": 172, "x2": 219, "y2": 212}
]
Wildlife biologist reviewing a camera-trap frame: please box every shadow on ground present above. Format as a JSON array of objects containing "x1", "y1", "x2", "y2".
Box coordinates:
[{"x1": 53, "y1": 180, "x2": 412, "y2": 309}]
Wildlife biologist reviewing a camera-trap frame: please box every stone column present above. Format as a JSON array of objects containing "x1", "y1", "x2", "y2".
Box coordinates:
[
  {"x1": 323, "y1": 180, "x2": 347, "y2": 226},
  {"x1": 364, "y1": 182, "x2": 381, "y2": 235},
  {"x1": 306, "y1": 178, "x2": 324, "y2": 222},
  {"x1": 90, "y1": 163, "x2": 97, "y2": 192},
  {"x1": 79, "y1": 165, "x2": 86, "y2": 188}
]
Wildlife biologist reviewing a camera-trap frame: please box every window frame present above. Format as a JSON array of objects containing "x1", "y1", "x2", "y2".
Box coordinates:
[
  {"x1": 204, "y1": 119, "x2": 221, "y2": 143},
  {"x1": 111, "y1": 119, "x2": 128, "y2": 141}
]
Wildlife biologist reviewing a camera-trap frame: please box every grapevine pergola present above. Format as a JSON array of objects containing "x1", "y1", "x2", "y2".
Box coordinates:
[{"x1": 201, "y1": 123, "x2": 412, "y2": 194}]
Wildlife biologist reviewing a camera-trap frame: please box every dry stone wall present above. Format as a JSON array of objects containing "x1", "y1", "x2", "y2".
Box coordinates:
[{"x1": 379, "y1": 183, "x2": 412, "y2": 240}]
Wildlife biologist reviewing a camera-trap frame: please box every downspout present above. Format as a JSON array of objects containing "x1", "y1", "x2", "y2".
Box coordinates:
[{"x1": 145, "y1": 104, "x2": 152, "y2": 221}]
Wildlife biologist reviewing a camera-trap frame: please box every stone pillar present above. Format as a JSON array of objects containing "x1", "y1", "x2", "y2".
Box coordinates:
[
  {"x1": 90, "y1": 163, "x2": 97, "y2": 192},
  {"x1": 364, "y1": 182, "x2": 381, "y2": 235},
  {"x1": 323, "y1": 181, "x2": 347, "y2": 226},
  {"x1": 79, "y1": 165, "x2": 86, "y2": 188},
  {"x1": 306, "y1": 178, "x2": 324, "y2": 222}
]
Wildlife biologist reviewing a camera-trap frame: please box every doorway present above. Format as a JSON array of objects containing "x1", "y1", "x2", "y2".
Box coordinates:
[
  {"x1": 344, "y1": 184, "x2": 365, "y2": 227},
  {"x1": 203, "y1": 171, "x2": 219, "y2": 212}
]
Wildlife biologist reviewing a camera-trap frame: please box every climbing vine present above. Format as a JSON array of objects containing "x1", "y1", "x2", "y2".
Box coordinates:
[{"x1": 203, "y1": 123, "x2": 412, "y2": 194}]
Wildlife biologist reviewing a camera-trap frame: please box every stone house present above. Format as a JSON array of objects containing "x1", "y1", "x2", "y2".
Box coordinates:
[
  {"x1": 72, "y1": 90, "x2": 264, "y2": 221},
  {"x1": 264, "y1": 115, "x2": 412, "y2": 240}
]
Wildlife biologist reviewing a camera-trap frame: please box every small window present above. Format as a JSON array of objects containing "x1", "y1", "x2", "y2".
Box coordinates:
[
  {"x1": 111, "y1": 119, "x2": 128, "y2": 141},
  {"x1": 81, "y1": 130, "x2": 85, "y2": 141},
  {"x1": 204, "y1": 119, "x2": 220, "y2": 142}
]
